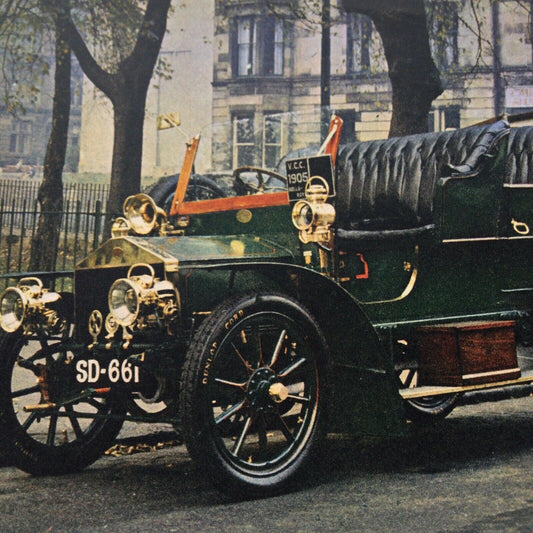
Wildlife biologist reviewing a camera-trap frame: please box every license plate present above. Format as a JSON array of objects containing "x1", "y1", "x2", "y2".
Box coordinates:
[{"x1": 75, "y1": 358, "x2": 140, "y2": 384}]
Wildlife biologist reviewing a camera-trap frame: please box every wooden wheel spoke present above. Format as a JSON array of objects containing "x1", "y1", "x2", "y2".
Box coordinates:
[
  {"x1": 22, "y1": 412, "x2": 38, "y2": 431},
  {"x1": 257, "y1": 414, "x2": 268, "y2": 453},
  {"x1": 231, "y1": 342, "x2": 253, "y2": 374},
  {"x1": 215, "y1": 399, "x2": 247, "y2": 425},
  {"x1": 287, "y1": 393, "x2": 311, "y2": 404},
  {"x1": 65, "y1": 405, "x2": 84, "y2": 439},
  {"x1": 46, "y1": 413, "x2": 58, "y2": 447},
  {"x1": 214, "y1": 377, "x2": 247, "y2": 390},
  {"x1": 11, "y1": 384, "x2": 40, "y2": 399},
  {"x1": 403, "y1": 369, "x2": 417, "y2": 388},
  {"x1": 268, "y1": 329, "x2": 287, "y2": 369},
  {"x1": 257, "y1": 331, "x2": 264, "y2": 367},
  {"x1": 232, "y1": 415, "x2": 253, "y2": 456},
  {"x1": 85, "y1": 398, "x2": 105, "y2": 411},
  {"x1": 275, "y1": 413, "x2": 295, "y2": 443},
  {"x1": 277, "y1": 357, "x2": 306, "y2": 379}
]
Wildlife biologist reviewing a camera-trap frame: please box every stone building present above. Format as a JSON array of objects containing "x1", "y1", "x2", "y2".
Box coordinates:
[
  {"x1": 0, "y1": 53, "x2": 82, "y2": 172},
  {"x1": 78, "y1": 0, "x2": 533, "y2": 176},
  {"x1": 210, "y1": 0, "x2": 533, "y2": 172}
]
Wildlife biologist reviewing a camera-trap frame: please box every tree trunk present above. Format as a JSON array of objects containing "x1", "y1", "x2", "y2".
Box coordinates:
[
  {"x1": 106, "y1": 84, "x2": 148, "y2": 225},
  {"x1": 342, "y1": 0, "x2": 443, "y2": 137},
  {"x1": 57, "y1": 0, "x2": 171, "y2": 236},
  {"x1": 29, "y1": 14, "x2": 70, "y2": 272}
]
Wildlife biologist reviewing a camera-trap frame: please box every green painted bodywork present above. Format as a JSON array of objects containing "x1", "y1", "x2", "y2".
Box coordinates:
[{"x1": 74, "y1": 129, "x2": 533, "y2": 439}]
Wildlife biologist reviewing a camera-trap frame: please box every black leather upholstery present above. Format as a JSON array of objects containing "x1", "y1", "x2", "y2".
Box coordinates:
[
  {"x1": 505, "y1": 126, "x2": 533, "y2": 184},
  {"x1": 335, "y1": 120, "x2": 510, "y2": 231}
]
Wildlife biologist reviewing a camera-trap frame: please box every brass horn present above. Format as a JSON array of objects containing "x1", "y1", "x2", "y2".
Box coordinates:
[{"x1": 123, "y1": 193, "x2": 167, "y2": 235}]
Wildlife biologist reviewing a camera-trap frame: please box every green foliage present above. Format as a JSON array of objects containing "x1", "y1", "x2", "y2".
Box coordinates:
[
  {"x1": 67, "y1": 0, "x2": 144, "y2": 73},
  {"x1": 0, "y1": 0, "x2": 152, "y2": 117},
  {"x1": 0, "y1": 1, "x2": 51, "y2": 116}
]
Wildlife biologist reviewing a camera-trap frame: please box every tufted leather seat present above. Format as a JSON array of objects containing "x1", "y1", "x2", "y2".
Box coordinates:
[
  {"x1": 505, "y1": 126, "x2": 533, "y2": 185},
  {"x1": 335, "y1": 120, "x2": 511, "y2": 232}
]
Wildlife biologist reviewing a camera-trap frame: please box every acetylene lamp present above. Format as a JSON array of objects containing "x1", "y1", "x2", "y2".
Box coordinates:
[
  {"x1": 0, "y1": 277, "x2": 61, "y2": 333},
  {"x1": 291, "y1": 176, "x2": 335, "y2": 244},
  {"x1": 123, "y1": 193, "x2": 167, "y2": 235},
  {"x1": 107, "y1": 263, "x2": 179, "y2": 331},
  {"x1": 0, "y1": 286, "x2": 27, "y2": 332}
]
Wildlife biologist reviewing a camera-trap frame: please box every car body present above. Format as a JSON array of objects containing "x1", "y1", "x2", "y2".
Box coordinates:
[{"x1": 1, "y1": 117, "x2": 532, "y2": 497}]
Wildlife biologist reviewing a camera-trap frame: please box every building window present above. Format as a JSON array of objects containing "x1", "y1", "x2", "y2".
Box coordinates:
[
  {"x1": 427, "y1": 1, "x2": 459, "y2": 69},
  {"x1": 232, "y1": 113, "x2": 286, "y2": 169},
  {"x1": 346, "y1": 13, "x2": 373, "y2": 73},
  {"x1": 9, "y1": 121, "x2": 32, "y2": 154},
  {"x1": 233, "y1": 114, "x2": 255, "y2": 167},
  {"x1": 233, "y1": 16, "x2": 283, "y2": 77},
  {"x1": 236, "y1": 17, "x2": 255, "y2": 76},
  {"x1": 428, "y1": 106, "x2": 460, "y2": 132},
  {"x1": 263, "y1": 113, "x2": 283, "y2": 168}
]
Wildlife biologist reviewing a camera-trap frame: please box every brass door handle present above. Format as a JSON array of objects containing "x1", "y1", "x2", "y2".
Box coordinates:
[{"x1": 511, "y1": 219, "x2": 530, "y2": 235}]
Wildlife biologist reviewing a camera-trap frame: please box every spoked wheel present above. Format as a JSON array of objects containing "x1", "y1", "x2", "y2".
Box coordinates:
[
  {"x1": 180, "y1": 293, "x2": 327, "y2": 497},
  {"x1": 0, "y1": 332, "x2": 125, "y2": 475},
  {"x1": 397, "y1": 364, "x2": 459, "y2": 422},
  {"x1": 149, "y1": 174, "x2": 225, "y2": 213}
]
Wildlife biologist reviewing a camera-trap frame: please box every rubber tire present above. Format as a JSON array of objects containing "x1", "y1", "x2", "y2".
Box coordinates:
[
  {"x1": 397, "y1": 364, "x2": 459, "y2": 423},
  {"x1": 179, "y1": 292, "x2": 328, "y2": 498},
  {"x1": 148, "y1": 174, "x2": 225, "y2": 212},
  {"x1": 404, "y1": 393, "x2": 459, "y2": 423},
  {"x1": 0, "y1": 333, "x2": 125, "y2": 475}
]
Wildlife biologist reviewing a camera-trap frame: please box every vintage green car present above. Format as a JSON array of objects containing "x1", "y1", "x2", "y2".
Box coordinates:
[{"x1": 1, "y1": 117, "x2": 532, "y2": 497}]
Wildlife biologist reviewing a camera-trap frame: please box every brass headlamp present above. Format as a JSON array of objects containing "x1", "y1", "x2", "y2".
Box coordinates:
[
  {"x1": 107, "y1": 263, "x2": 179, "y2": 332},
  {"x1": 0, "y1": 277, "x2": 63, "y2": 333},
  {"x1": 291, "y1": 176, "x2": 335, "y2": 244}
]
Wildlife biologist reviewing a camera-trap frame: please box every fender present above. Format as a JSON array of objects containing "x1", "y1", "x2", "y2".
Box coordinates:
[
  {"x1": 78, "y1": 235, "x2": 406, "y2": 436},
  {"x1": 202, "y1": 261, "x2": 407, "y2": 437}
]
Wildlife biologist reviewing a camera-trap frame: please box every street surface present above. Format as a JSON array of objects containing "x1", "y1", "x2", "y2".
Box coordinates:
[{"x1": 0, "y1": 395, "x2": 533, "y2": 533}]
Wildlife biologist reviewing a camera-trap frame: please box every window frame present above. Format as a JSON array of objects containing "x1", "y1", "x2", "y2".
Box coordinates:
[
  {"x1": 346, "y1": 12, "x2": 373, "y2": 74},
  {"x1": 232, "y1": 15, "x2": 284, "y2": 78},
  {"x1": 232, "y1": 113, "x2": 256, "y2": 168},
  {"x1": 262, "y1": 112, "x2": 284, "y2": 168},
  {"x1": 9, "y1": 120, "x2": 32, "y2": 155}
]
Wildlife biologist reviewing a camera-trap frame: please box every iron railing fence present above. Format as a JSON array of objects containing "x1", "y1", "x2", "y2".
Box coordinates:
[{"x1": 0, "y1": 179, "x2": 110, "y2": 290}]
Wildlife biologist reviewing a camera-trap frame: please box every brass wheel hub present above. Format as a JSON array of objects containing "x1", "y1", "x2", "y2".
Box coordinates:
[{"x1": 247, "y1": 368, "x2": 287, "y2": 412}]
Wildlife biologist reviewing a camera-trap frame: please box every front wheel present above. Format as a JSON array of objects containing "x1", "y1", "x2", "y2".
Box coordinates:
[
  {"x1": 180, "y1": 293, "x2": 328, "y2": 497},
  {"x1": 0, "y1": 332, "x2": 125, "y2": 475}
]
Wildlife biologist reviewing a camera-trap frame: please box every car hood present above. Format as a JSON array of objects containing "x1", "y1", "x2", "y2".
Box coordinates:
[{"x1": 76, "y1": 234, "x2": 294, "y2": 273}]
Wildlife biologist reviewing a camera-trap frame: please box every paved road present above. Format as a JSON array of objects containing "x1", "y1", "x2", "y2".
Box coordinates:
[{"x1": 1, "y1": 396, "x2": 533, "y2": 533}]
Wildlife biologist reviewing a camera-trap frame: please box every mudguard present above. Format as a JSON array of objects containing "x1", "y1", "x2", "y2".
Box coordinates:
[
  {"x1": 204, "y1": 261, "x2": 407, "y2": 437},
  {"x1": 78, "y1": 235, "x2": 406, "y2": 437}
]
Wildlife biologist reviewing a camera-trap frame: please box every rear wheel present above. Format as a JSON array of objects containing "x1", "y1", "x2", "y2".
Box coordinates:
[
  {"x1": 0, "y1": 332, "x2": 124, "y2": 475},
  {"x1": 397, "y1": 365, "x2": 459, "y2": 422},
  {"x1": 180, "y1": 293, "x2": 327, "y2": 497}
]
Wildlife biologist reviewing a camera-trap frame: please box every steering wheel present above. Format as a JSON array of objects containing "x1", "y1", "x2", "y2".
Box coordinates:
[{"x1": 233, "y1": 167, "x2": 287, "y2": 195}]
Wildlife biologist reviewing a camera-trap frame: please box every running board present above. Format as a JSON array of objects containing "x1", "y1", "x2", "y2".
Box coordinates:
[{"x1": 400, "y1": 369, "x2": 533, "y2": 399}]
